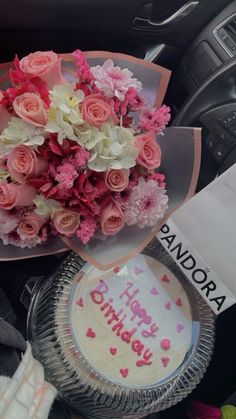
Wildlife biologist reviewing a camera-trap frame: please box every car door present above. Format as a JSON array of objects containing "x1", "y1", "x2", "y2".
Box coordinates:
[{"x1": 0, "y1": 0, "x2": 233, "y2": 69}]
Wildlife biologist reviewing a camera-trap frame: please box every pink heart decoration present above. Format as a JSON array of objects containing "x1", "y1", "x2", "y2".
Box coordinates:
[
  {"x1": 160, "y1": 338, "x2": 171, "y2": 351},
  {"x1": 151, "y1": 287, "x2": 158, "y2": 295},
  {"x1": 176, "y1": 298, "x2": 183, "y2": 307},
  {"x1": 165, "y1": 302, "x2": 171, "y2": 310},
  {"x1": 77, "y1": 298, "x2": 84, "y2": 307},
  {"x1": 120, "y1": 368, "x2": 129, "y2": 378},
  {"x1": 177, "y1": 324, "x2": 185, "y2": 333},
  {"x1": 134, "y1": 266, "x2": 144, "y2": 275},
  {"x1": 161, "y1": 357, "x2": 170, "y2": 368},
  {"x1": 86, "y1": 328, "x2": 96, "y2": 338},
  {"x1": 161, "y1": 275, "x2": 170, "y2": 283},
  {"x1": 110, "y1": 347, "x2": 117, "y2": 356},
  {"x1": 113, "y1": 267, "x2": 120, "y2": 273}
]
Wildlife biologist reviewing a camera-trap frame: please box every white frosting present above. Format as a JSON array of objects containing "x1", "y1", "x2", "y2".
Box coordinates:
[{"x1": 69, "y1": 254, "x2": 192, "y2": 387}]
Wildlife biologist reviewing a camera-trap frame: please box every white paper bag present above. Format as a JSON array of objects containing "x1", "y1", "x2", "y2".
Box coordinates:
[{"x1": 157, "y1": 164, "x2": 236, "y2": 314}]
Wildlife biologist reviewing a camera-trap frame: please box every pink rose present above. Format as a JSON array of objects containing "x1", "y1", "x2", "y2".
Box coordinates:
[
  {"x1": 13, "y1": 93, "x2": 47, "y2": 127},
  {"x1": 0, "y1": 182, "x2": 36, "y2": 210},
  {"x1": 105, "y1": 169, "x2": 129, "y2": 192},
  {"x1": 19, "y1": 51, "x2": 65, "y2": 89},
  {"x1": 52, "y1": 209, "x2": 80, "y2": 236},
  {"x1": 135, "y1": 132, "x2": 161, "y2": 170},
  {"x1": 7, "y1": 145, "x2": 48, "y2": 184},
  {"x1": 82, "y1": 94, "x2": 118, "y2": 127},
  {"x1": 17, "y1": 212, "x2": 46, "y2": 239},
  {"x1": 101, "y1": 200, "x2": 125, "y2": 236}
]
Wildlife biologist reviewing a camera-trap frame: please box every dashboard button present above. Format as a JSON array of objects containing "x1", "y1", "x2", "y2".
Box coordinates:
[
  {"x1": 213, "y1": 126, "x2": 233, "y2": 146},
  {"x1": 213, "y1": 143, "x2": 228, "y2": 162},
  {"x1": 219, "y1": 111, "x2": 236, "y2": 127},
  {"x1": 206, "y1": 134, "x2": 219, "y2": 151},
  {"x1": 228, "y1": 123, "x2": 236, "y2": 137}
]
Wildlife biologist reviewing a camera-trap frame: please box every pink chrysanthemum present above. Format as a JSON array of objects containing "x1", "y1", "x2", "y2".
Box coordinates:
[
  {"x1": 77, "y1": 216, "x2": 96, "y2": 244},
  {"x1": 0, "y1": 209, "x2": 19, "y2": 235},
  {"x1": 124, "y1": 177, "x2": 168, "y2": 228},
  {"x1": 90, "y1": 59, "x2": 142, "y2": 101},
  {"x1": 55, "y1": 162, "x2": 78, "y2": 190},
  {"x1": 139, "y1": 105, "x2": 171, "y2": 135}
]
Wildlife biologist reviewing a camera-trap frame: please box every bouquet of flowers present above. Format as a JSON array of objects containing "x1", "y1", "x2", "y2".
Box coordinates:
[
  {"x1": 0, "y1": 50, "x2": 200, "y2": 269},
  {"x1": 0, "y1": 50, "x2": 201, "y2": 266}
]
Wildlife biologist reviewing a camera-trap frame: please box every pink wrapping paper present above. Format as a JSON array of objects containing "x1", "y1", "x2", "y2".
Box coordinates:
[{"x1": 0, "y1": 52, "x2": 201, "y2": 266}]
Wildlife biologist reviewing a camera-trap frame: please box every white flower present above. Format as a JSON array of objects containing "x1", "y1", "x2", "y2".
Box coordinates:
[
  {"x1": 45, "y1": 84, "x2": 85, "y2": 144},
  {"x1": 0, "y1": 117, "x2": 45, "y2": 151},
  {"x1": 49, "y1": 84, "x2": 84, "y2": 125},
  {"x1": 74, "y1": 124, "x2": 105, "y2": 148},
  {"x1": 86, "y1": 123, "x2": 138, "y2": 171},
  {"x1": 33, "y1": 195, "x2": 61, "y2": 217},
  {"x1": 45, "y1": 108, "x2": 78, "y2": 145}
]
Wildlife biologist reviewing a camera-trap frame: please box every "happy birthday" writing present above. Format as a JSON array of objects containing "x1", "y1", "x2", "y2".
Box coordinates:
[{"x1": 89, "y1": 279, "x2": 157, "y2": 367}]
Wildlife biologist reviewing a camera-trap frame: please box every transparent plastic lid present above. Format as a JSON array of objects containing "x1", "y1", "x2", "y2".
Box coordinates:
[
  {"x1": 28, "y1": 242, "x2": 215, "y2": 418},
  {"x1": 67, "y1": 254, "x2": 192, "y2": 388}
]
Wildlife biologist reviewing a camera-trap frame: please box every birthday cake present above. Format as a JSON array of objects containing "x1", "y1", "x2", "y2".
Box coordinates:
[{"x1": 66, "y1": 254, "x2": 192, "y2": 387}]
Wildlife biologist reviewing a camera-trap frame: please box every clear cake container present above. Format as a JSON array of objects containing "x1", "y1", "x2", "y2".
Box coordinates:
[{"x1": 27, "y1": 241, "x2": 215, "y2": 418}]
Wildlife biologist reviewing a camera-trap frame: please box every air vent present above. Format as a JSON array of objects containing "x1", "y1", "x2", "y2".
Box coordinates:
[{"x1": 213, "y1": 13, "x2": 236, "y2": 57}]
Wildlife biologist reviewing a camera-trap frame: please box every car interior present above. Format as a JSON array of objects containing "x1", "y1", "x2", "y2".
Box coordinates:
[{"x1": 0, "y1": 0, "x2": 236, "y2": 418}]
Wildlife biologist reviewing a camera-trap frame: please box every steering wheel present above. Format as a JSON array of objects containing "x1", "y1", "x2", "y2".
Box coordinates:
[{"x1": 173, "y1": 56, "x2": 236, "y2": 184}]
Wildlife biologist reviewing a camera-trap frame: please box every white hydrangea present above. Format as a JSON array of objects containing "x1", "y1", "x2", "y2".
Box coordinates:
[
  {"x1": 45, "y1": 84, "x2": 85, "y2": 145},
  {"x1": 78, "y1": 123, "x2": 139, "y2": 172},
  {"x1": 0, "y1": 117, "x2": 45, "y2": 151},
  {"x1": 49, "y1": 84, "x2": 84, "y2": 125},
  {"x1": 45, "y1": 108, "x2": 78, "y2": 145},
  {"x1": 33, "y1": 195, "x2": 61, "y2": 217},
  {"x1": 74, "y1": 124, "x2": 106, "y2": 148}
]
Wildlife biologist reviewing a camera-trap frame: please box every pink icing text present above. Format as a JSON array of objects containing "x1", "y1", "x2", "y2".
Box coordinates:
[
  {"x1": 119, "y1": 281, "x2": 158, "y2": 338},
  {"x1": 90, "y1": 287, "x2": 153, "y2": 367}
]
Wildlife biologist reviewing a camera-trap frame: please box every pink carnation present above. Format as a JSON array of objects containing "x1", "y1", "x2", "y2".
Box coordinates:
[
  {"x1": 139, "y1": 105, "x2": 171, "y2": 135},
  {"x1": 124, "y1": 177, "x2": 168, "y2": 228},
  {"x1": 90, "y1": 59, "x2": 142, "y2": 101},
  {"x1": 77, "y1": 215, "x2": 96, "y2": 244}
]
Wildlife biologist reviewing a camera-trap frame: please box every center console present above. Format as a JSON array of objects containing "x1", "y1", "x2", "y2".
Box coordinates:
[
  {"x1": 171, "y1": 0, "x2": 236, "y2": 188},
  {"x1": 178, "y1": 1, "x2": 236, "y2": 92}
]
